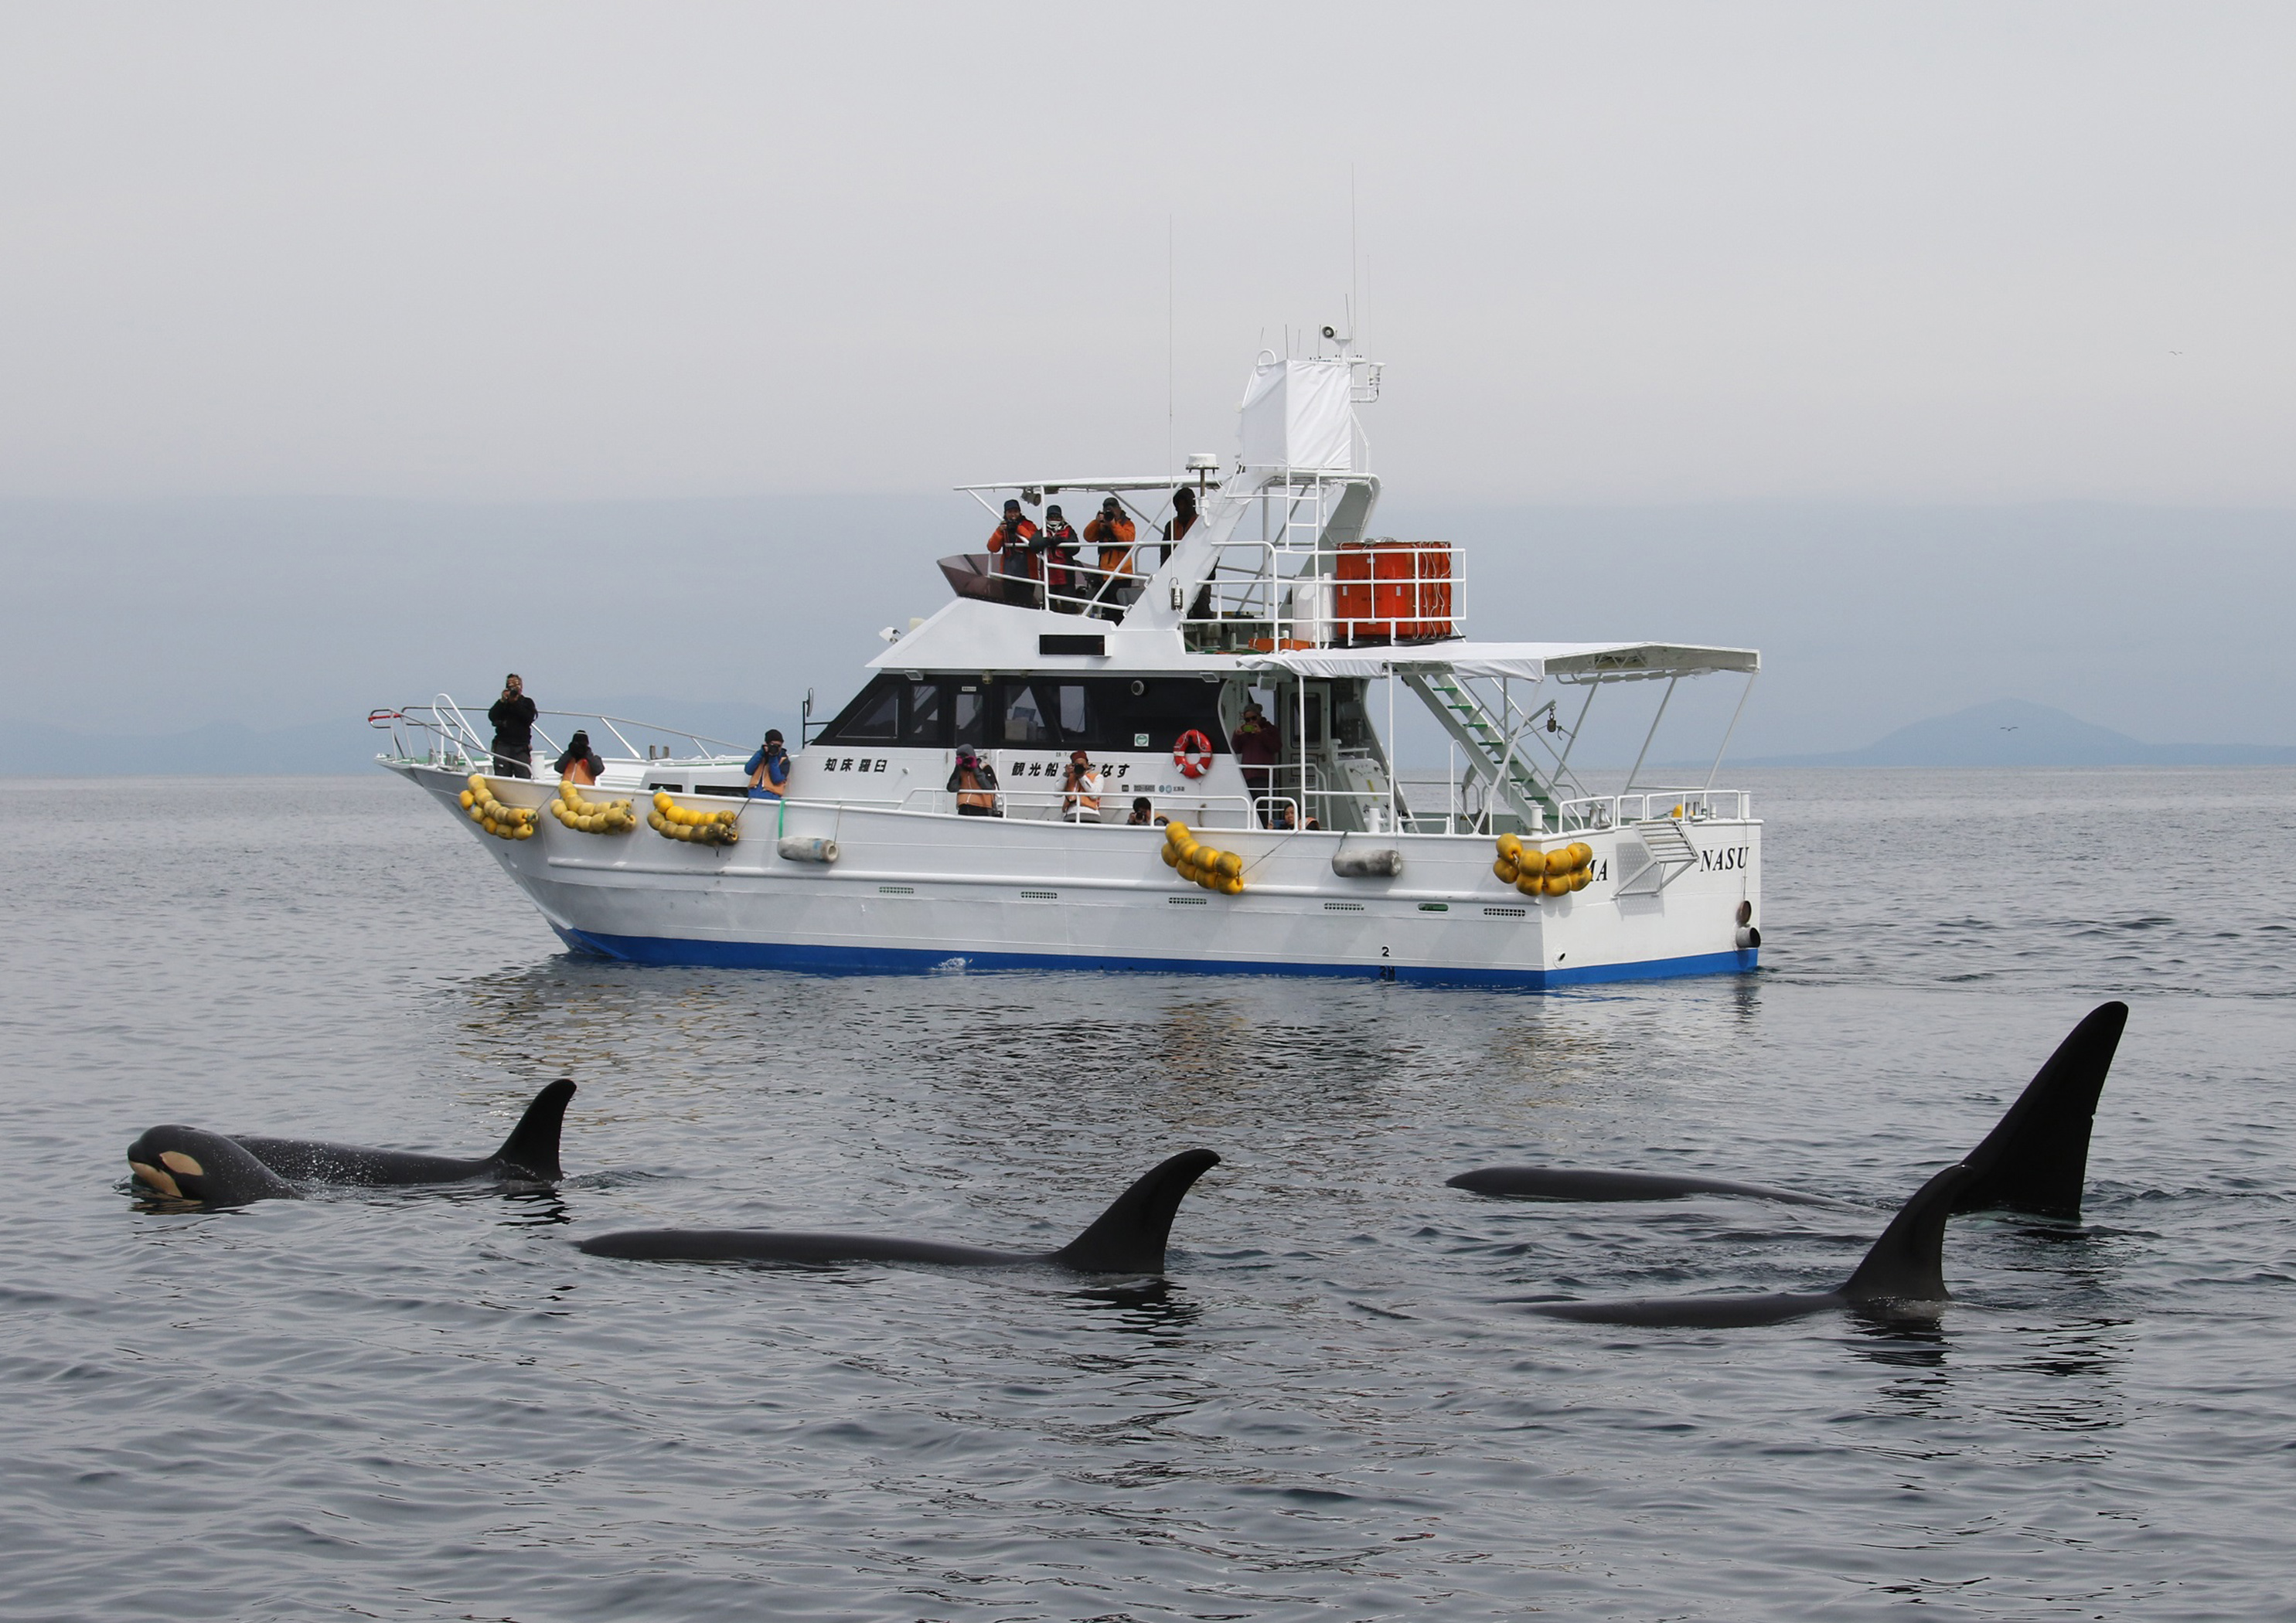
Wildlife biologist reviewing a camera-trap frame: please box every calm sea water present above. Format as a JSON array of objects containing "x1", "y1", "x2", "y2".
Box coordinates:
[{"x1": 1, "y1": 768, "x2": 2290, "y2": 1621}]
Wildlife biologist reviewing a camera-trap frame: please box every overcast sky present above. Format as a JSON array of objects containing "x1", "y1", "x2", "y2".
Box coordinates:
[{"x1": 3, "y1": 2, "x2": 2291, "y2": 504}]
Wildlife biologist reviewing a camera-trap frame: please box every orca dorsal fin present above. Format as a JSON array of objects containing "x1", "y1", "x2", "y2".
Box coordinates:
[
  {"x1": 1951, "y1": 1002, "x2": 2127, "y2": 1219},
  {"x1": 1841, "y1": 1162, "x2": 1975, "y2": 1305},
  {"x1": 490, "y1": 1080, "x2": 574, "y2": 1181},
  {"x1": 1048, "y1": 1150, "x2": 1220, "y2": 1273}
]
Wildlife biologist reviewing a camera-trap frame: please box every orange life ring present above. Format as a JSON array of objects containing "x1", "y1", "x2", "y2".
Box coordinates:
[{"x1": 1173, "y1": 729, "x2": 1214, "y2": 778}]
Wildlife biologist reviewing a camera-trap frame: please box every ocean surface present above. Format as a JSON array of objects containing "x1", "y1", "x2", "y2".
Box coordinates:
[{"x1": 1, "y1": 767, "x2": 2290, "y2": 1621}]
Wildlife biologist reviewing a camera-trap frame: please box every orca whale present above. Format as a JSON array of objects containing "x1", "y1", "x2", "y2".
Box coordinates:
[
  {"x1": 1450, "y1": 1002, "x2": 2126, "y2": 1219},
  {"x1": 1530, "y1": 1161, "x2": 1976, "y2": 1328},
  {"x1": 127, "y1": 1080, "x2": 574, "y2": 1206},
  {"x1": 578, "y1": 1148, "x2": 1220, "y2": 1274}
]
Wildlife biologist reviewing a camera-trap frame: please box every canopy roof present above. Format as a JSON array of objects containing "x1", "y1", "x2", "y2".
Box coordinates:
[
  {"x1": 956, "y1": 476, "x2": 1221, "y2": 496},
  {"x1": 1239, "y1": 641, "x2": 1759, "y2": 683}
]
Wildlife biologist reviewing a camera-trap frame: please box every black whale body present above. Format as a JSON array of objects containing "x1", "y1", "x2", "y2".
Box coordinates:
[
  {"x1": 1453, "y1": 1002, "x2": 2126, "y2": 1220},
  {"x1": 127, "y1": 1080, "x2": 574, "y2": 1206},
  {"x1": 580, "y1": 1149, "x2": 1220, "y2": 1275},
  {"x1": 1531, "y1": 1161, "x2": 1976, "y2": 1328}
]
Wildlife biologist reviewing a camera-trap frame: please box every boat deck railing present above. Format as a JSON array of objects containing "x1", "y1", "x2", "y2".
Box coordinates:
[{"x1": 370, "y1": 698, "x2": 747, "y2": 773}]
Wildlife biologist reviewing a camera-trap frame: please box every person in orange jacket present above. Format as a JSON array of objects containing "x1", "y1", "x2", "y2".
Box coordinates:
[
  {"x1": 987, "y1": 498, "x2": 1040, "y2": 607},
  {"x1": 1083, "y1": 496, "x2": 1138, "y2": 610}
]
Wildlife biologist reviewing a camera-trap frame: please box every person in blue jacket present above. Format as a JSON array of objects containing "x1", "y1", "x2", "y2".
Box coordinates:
[{"x1": 745, "y1": 730, "x2": 791, "y2": 799}]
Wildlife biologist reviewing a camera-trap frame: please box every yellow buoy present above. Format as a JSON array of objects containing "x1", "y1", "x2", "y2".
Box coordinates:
[
  {"x1": 1494, "y1": 859, "x2": 1519, "y2": 883},
  {"x1": 653, "y1": 791, "x2": 673, "y2": 812},
  {"x1": 1567, "y1": 842, "x2": 1593, "y2": 869},
  {"x1": 459, "y1": 789, "x2": 477, "y2": 809},
  {"x1": 1516, "y1": 873, "x2": 1543, "y2": 897},
  {"x1": 1544, "y1": 847, "x2": 1574, "y2": 876},
  {"x1": 1214, "y1": 850, "x2": 1243, "y2": 879},
  {"x1": 1496, "y1": 832, "x2": 1523, "y2": 866},
  {"x1": 1220, "y1": 876, "x2": 1245, "y2": 895},
  {"x1": 1544, "y1": 873, "x2": 1571, "y2": 897},
  {"x1": 1569, "y1": 867, "x2": 1592, "y2": 891},
  {"x1": 1165, "y1": 822, "x2": 1191, "y2": 844}
]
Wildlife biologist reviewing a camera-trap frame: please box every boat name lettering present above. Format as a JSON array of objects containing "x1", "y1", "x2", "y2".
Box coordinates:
[
  {"x1": 1697, "y1": 847, "x2": 1751, "y2": 873},
  {"x1": 819, "y1": 757, "x2": 891, "y2": 773}
]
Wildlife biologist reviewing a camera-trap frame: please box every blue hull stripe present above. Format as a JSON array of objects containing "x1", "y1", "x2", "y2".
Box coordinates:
[{"x1": 550, "y1": 927, "x2": 1756, "y2": 990}]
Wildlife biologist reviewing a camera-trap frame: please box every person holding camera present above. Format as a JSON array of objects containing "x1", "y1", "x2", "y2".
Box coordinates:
[
  {"x1": 745, "y1": 730, "x2": 792, "y2": 800},
  {"x1": 488, "y1": 673, "x2": 537, "y2": 779},
  {"x1": 1059, "y1": 748, "x2": 1103, "y2": 823},
  {"x1": 1083, "y1": 496, "x2": 1138, "y2": 611},
  {"x1": 986, "y1": 498, "x2": 1040, "y2": 608},
  {"x1": 949, "y1": 747, "x2": 1000, "y2": 816},
  {"x1": 1039, "y1": 504, "x2": 1084, "y2": 613}
]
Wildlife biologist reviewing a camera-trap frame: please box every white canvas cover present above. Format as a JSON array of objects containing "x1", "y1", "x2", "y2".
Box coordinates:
[{"x1": 1238, "y1": 358, "x2": 1356, "y2": 471}]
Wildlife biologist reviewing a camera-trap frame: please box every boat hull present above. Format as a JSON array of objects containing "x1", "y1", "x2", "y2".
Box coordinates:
[{"x1": 403, "y1": 766, "x2": 1760, "y2": 991}]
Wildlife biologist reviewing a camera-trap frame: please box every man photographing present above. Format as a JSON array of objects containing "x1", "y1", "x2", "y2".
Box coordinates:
[{"x1": 488, "y1": 674, "x2": 537, "y2": 779}]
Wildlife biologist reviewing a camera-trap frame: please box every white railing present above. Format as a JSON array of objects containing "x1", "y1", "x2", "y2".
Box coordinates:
[
  {"x1": 370, "y1": 698, "x2": 748, "y2": 772},
  {"x1": 1554, "y1": 788, "x2": 1754, "y2": 830}
]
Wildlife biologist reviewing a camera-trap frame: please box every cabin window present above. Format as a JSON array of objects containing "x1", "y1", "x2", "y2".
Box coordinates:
[
  {"x1": 953, "y1": 686, "x2": 986, "y2": 747},
  {"x1": 817, "y1": 675, "x2": 903, "y2": 744},
  {"x1": 1056, "y1": 683, "x2": 1088, "y2": 739},
  {"x1": 899, "y1": 681, "x2": 945, "y2": 746},
  {"x1": 1003, "y1": 684, "x2": 1054, "y2": 744}
]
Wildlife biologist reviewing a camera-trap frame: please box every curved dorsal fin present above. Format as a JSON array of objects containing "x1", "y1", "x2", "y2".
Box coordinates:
[
  {"x1": 1048, "y1": 1149, "x2": 1220, "y2": 1273},
  {"x1": 1952, "y1": 1002, "x2": 2126, "y2": 1219},
  {"x1": 1841, "y1": 1162, "x2": 1974, "y2": 1304},
  {"x1": 491, "y1": 1080, "x2": 575, "y2": 1181}
]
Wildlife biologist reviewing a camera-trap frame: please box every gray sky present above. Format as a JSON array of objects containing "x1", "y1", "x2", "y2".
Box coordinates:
[
  {"x1": 3, "y1": 3, "x2": 2291, "y2": 503},
  {"x1": 4, "y1": 5, "x2": 2293, "y2": 760}
]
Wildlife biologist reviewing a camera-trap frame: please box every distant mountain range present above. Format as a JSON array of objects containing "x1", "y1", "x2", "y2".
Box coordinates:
[
  {"x1": 5, "y1": 695, "x2": 2289, "y2": 776},
  {"x1": 1739, "y1": 699, "x2": 2296, "y2": 767}
]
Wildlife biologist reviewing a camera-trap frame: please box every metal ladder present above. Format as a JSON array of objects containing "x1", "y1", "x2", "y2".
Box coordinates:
[
  {"x1": 1616, "y1": 817, "x2": 1700, "y2": 894},
  {"x1": 1404, "y1": 672, "x2": 1561, "y2": 828}
]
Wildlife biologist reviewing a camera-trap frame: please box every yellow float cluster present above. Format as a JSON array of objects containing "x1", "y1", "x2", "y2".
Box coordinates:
[
  {"x1": 649, "y1": 791, "x2": 741, "y2": 845},
  {"x1": 1494, "y1": 832, "x2": 1593, "y2": 898},
  {"x1": 1160, "y1": 822, "x2": 1245, "y2": 895},
  {"x1": 550, "y1": 781, "x2": 636, "y2": 835},
  {"x1": 459, "y1": 774, "x2": 537, "y2": 840}
]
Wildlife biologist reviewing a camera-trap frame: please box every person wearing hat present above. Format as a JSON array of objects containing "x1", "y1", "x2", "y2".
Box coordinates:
[
  {"x1": 488, "y1": 673, "x2": 537, "y2": 778},
  {"x1": 948, "y1": 746, "x2": 1000, "y2": 816},
  {"x1": 1082, "y1": 495, "x2": 1138, "y2": 611},
  {"x1": 1038, "y1": 503, "x2": 1084, "y2": 613},
  {"x1": 745, "y1": 729, "x2": 791, "y2": 800},
  {"x1": 552, "y1": 729, "x2": 605, "y2": 787},
  {"x1": 1158, "y1": 485, "x2": 1198, "y2": 566},
  {"x1": 987, "y1": 499, "x2": 1040, "y2": 607},
  {"x1": 1233, "y1": 699, "x2": 1281, "y2": 824},
  {"x1": 1059, "y1": 748, "x2": 1103, "y2": 823}
]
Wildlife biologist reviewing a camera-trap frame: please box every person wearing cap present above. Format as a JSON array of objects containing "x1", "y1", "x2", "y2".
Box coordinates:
[
  {"x1": 552, "y1": 730, "x2": 605, "y2": 787},
  {"x1": 488, "y1": 673, "x2": 537, "y2": 778},
  {"x1": 1038, "y1": 503, "x2": 1084, "y2": 613},
  {"x1": 948, "y1": 746, "x2": 1000, "y2": 816},
  {"x1": 1082, "y1": 496, "x2": 1138, "y2": 610},
  {"x1": 745, "y1": 729, "x2": 791, "y2": 800},
  {"x1": 987, "y1": 499, "x2": 1040, "y2": 607},
  {"x1": 1059, "y1": 748, "x2": 1103, "y2": 823},
  {"x1": 1232, "y1": 699, "x2": 1281, "y2": 824},
  {"x1": 1158, "y1": 485, "x2": 1198, "y2": 566}
]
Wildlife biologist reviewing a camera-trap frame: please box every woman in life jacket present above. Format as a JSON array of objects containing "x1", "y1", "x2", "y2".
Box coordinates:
[
  {"x1": 949, "y1": 747, "x2": 1000, "y2": 816},
  {"x1": 1060, "y1": 748, "x2": 1102, "y2": 823},
  {"x1": 554, "y1": 730, "x2": 605, "y2": 787}
]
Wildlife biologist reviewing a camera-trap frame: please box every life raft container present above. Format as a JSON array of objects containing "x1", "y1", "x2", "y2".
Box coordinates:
[{"x1": 1172, "y1": 730, "x2": 1214, "y2": 779}]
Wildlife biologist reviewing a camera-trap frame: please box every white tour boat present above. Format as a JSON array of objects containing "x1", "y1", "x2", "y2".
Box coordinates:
[{"x1": 375, "y1": 346, "x2": 1763, "y2": 987}]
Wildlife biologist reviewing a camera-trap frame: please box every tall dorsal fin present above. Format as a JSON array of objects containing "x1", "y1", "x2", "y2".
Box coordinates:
[
  {"x1": 490, "y1": 1080, "x2": 575, "y2": 1181},
  {"x1": 1841, "y1": 1162, "x2": 1974, "y2": 1304},
  {"x1": 1951, "y1": 1002, "x2": 2126, "y2": 1219},
  {"x1": 1048, "y1": 1150, "x2": 1220, "y2": 1273}
]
